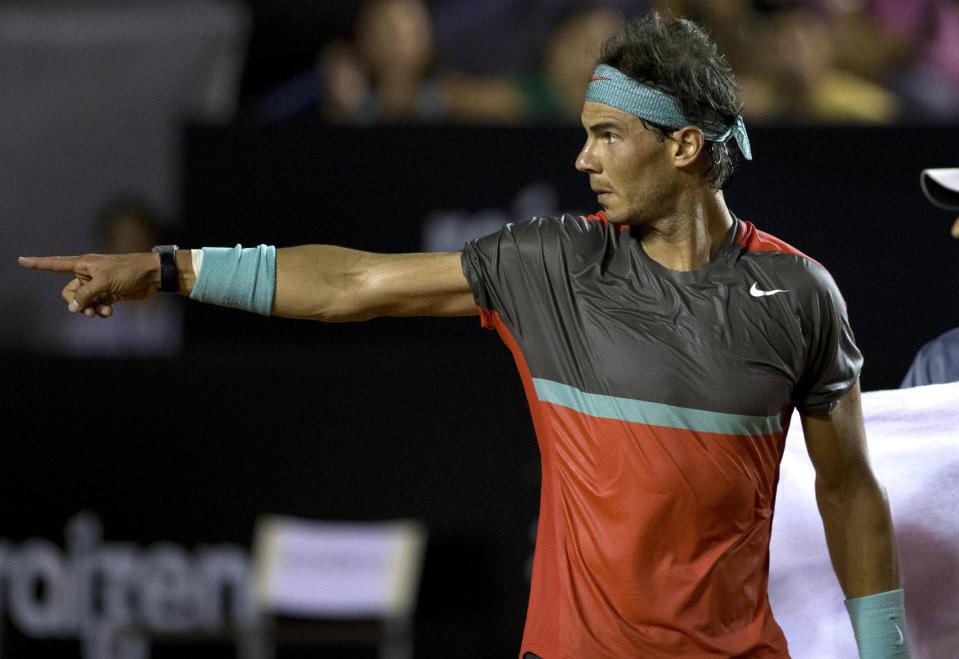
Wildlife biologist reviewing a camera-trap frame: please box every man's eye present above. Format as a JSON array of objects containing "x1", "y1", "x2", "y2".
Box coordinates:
[{"x1": 604, "y1": 133, "x2": 619, "y2": 144}]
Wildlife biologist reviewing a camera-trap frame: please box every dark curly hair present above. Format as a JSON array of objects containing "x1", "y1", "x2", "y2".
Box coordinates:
[{"x1": 598, "y1": 12, "x2": 743, "y2": 189}]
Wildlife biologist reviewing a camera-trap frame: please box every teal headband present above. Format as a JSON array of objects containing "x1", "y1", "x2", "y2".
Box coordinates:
[{"x1": 585, "y1": 64, "x2": 752, "y2": 160}]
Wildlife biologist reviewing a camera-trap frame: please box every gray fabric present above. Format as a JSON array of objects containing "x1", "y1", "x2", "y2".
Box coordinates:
[
  {"x1": 462, "y1": 214, "x2": 861, "y2": 418},
  {"x1": 901, "y1": 327, "x2": 959, "y2": 387}
]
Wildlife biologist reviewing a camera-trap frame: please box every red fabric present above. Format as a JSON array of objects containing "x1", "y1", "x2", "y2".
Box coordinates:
[
  {"x1": 736, "y1": 219, "x2": 819, "y2": 263},
  {"x1": 489, "y1": 311, "x2": 561, "y2": 656},
  {"x1": 489, "y1": 311, "x2": 791, "y2": 659},
  {"x1": 580, "y1": 210, "x2": 608, "y2": 225}
]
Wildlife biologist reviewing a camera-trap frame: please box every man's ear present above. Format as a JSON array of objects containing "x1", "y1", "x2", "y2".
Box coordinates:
[{"x1": 670, "y1": 126, "x2": 706, "y2": 169}]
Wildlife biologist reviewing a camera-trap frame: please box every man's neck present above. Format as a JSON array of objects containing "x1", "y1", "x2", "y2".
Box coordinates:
[{"x1": 638, "y1": 190, "x2": 734, "y2": 272}]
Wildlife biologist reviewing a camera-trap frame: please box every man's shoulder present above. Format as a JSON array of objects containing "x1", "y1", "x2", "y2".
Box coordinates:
[
  {"x1": 736, "y1": 219, "x2": 818, "y2": 263},
  {"x1": 920, "y1": 327, "x2": 959, "y2": 355},
  {"x1": 736, "y1": 219, "x2": 840, "y2": 296},
  {"x1": 497, "y1": 211, "x2": 615, "y2": 245},
  {"x1": 515, "y1": 210, "x2": 614, "y2": 231},
  {"x1": 465, "y1": 211, "x2": 613, "y2": 267}
]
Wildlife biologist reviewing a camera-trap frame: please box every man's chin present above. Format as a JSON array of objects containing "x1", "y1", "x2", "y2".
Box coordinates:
[
  {"x1": 601, "y1": 203, "x2": 647, "y2": 227},
  {"x1": 602, "y1": 208, "x2": 628, "y2": 225}
]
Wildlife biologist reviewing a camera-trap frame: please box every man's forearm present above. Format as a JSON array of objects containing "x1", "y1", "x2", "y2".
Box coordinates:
[
  {"x1": 164, "y1": 244, "x2": 369, "y2": 320},
  {"x1": 272, "y1": 244, "x2": 372, "y2": 321},
  {"x1": 816, "y1": 473, "x2": 900, "y2": 598}
]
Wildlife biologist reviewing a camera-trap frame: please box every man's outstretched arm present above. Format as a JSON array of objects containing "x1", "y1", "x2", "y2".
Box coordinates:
[
  {"x1": 800, "y1": 383, "x2": 910, "y2": 657},
  {"x1": 274, "y1": 246, "x2": 475, "y2": 320},
  {"x1": 18, "y1": 245, "x2": 478, "y2": 321}
]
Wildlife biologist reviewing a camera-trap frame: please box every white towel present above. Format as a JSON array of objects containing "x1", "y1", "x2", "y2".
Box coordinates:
[{"x1": 769, "y1": 382, "x2": 959, "y2": 659}]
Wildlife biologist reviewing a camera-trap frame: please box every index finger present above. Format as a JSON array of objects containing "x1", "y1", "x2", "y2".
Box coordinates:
[{"x1": 18, "y1": 256, "x2": 82, "y2": 273}]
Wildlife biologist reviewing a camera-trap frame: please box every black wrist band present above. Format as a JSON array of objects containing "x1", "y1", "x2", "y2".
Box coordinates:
[{"x1": 152, "y1": 245, "x2": 180, "y2": 293}]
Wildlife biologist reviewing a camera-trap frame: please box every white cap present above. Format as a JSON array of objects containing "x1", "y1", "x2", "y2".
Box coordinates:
[{"x1": 921, "y1": 168, "x2": 959, "y2": 211}]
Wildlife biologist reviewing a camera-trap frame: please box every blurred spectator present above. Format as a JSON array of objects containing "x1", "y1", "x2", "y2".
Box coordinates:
[
  {"x1": 791, "y1": 0, "x2": 959, "y2": 122},
  {"x1": 350, "y1": 0, "x2": 446, "y2": 122},
  {"x1": 812, "y1": 1, "x2": 911, "y2": 83},
  {"x1": 657, "y1": 0, "x2": 776, "y2": 117},
  {"x1": 256, "y1": 0, "x2": 629, "y2": 126},
  {"x1": 661, "y1": 0, "x2": 958, "y2": 124},
  {"x1": 431, "y1": 0, "x2": 647, "y2": 77},
  {"x1": 519, "y1": 5, "x2": 625, "y2": 122},
  {"x1": 865, "y1": 0, "x2": 959, "y2": 121},
  {"x1": 248, "y1": 0, "x2": 955, "y2": 126},
  {"x1": 736, "y1": 3, "x2": 900, "y2": 123},
  {"x1": 58, "y1": 198, "x2": 183, "y2": 359},
  {"x1": 657, "y1": 0, "x2": 756, "y2": 68},
  {"x1": 442, "y1": 4, "x2": 623, "y2": 124},
  {"x1": 316, "y1": 40, "x2": 370, "y2": 123},
  {"x1": 255, "y1": 0, "x2": 446, "y2": 124}
]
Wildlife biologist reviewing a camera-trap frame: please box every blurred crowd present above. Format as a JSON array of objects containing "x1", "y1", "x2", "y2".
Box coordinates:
[{"x1": 243, "y1": 0, "x2": 959, "y2": 126}]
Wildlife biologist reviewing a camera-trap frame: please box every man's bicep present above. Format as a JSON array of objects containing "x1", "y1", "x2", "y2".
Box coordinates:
[
  {"x1": 800, "y1": 382, "x2": 873, "y2": 488},
  {"x1": 364, "y1": 251, "x2": 478, "y2": 318}
]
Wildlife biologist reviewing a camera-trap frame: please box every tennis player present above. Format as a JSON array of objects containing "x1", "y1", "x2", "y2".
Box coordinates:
[{"x1": 20, "y1": 12, "x2": 910, "y2": 659}]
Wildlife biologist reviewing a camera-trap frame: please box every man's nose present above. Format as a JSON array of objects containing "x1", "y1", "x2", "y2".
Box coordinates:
[{"x1": 575, "y1": 142, "x2": 598, "y2": 174}]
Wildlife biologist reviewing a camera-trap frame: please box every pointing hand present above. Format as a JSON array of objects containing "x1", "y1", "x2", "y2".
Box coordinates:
[{"x1": 18, "y1": 253, "x2": 160, "y2": 318}]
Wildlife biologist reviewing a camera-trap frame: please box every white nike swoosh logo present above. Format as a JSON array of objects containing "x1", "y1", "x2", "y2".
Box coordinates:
[{"x1": 750, "y1": 282, "x2": 790, "y2": 297}]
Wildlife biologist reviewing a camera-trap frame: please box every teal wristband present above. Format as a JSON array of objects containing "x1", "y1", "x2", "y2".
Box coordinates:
[
  {"x1": 845, "y1": 588, "x2": 911, "y2": 658},
  {"x1": 189, "y1": 244, "x2": 276, "y2": 316}
]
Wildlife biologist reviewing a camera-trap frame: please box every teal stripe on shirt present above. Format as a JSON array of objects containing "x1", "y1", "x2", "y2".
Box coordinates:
[{"x1": 532, "y1": 378, "x2": 783, "y2": 436}]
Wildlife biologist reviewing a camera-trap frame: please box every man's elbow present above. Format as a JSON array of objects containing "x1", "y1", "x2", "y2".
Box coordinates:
[{"x1": 815, "y1": 464, "x2": 886, "y2": 503}]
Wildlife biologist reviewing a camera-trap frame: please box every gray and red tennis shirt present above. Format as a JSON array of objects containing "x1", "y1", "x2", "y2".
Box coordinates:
[{"x1": 460, "y1": 211, "x2": 862, "y2": 659}]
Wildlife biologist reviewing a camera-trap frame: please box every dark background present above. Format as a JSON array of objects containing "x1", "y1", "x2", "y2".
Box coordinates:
[{"x1": 3, "y1": 122, "x2": 958, "y2": 657}]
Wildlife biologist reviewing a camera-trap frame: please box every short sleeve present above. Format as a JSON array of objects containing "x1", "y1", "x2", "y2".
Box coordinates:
[
  {"x1": 795, "y1": 268, "x2": 864, "y2": 416},
  {"x1": 460, "y1": 214, "x2": 608, "y2": 334}
]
